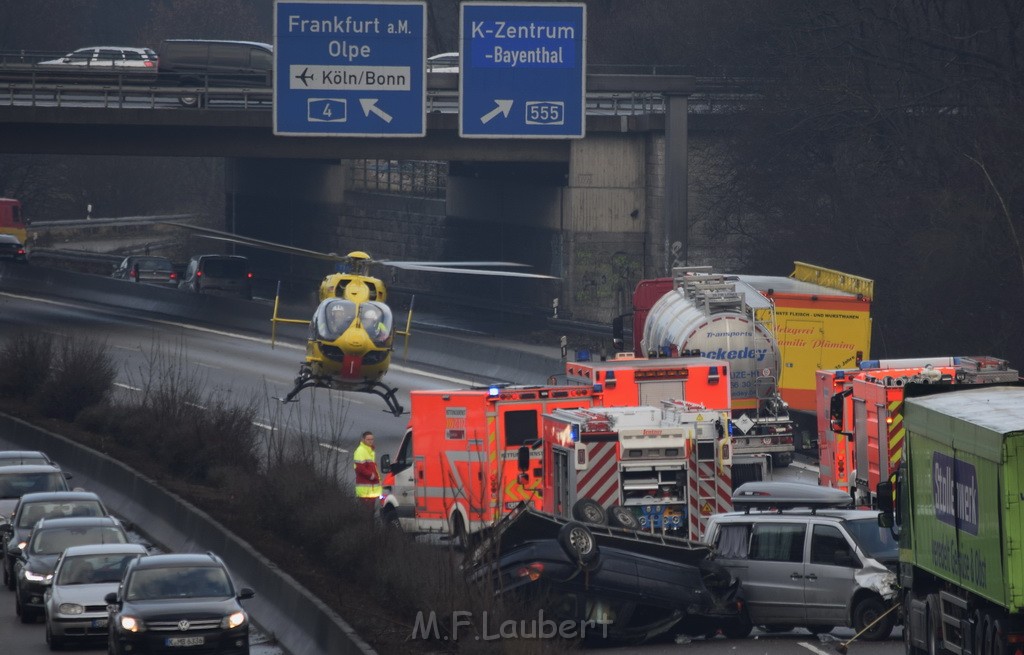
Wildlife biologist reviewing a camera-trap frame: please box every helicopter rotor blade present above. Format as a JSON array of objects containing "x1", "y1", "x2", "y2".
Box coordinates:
[
  {"x1": 164, "y1": 222, "x2": 346, "y2": 263},
  {"x1": 380, "y1": 260, "x2": 532, "y2": 268},
  {"x1": 166, "y1": 222, "x2": 555, "y2": 276},
  {"x1": 389, "y1": 263, "x2": 559, "y2": 279}
]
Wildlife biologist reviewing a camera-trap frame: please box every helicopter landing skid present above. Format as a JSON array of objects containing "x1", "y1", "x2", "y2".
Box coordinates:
[
  {"x1": 362, "y1": 381, "x2": 405, "y2": 417},
  {"x1": 276, "y1": 374, "x2": 404, "y2": 416}
]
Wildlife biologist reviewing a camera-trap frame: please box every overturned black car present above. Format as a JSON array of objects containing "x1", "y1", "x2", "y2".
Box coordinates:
[{"x1": 465, "y1": 502, "x2": 751, "y2": 646}]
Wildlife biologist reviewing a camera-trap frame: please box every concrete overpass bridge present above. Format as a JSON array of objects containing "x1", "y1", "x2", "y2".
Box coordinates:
[{"x1": 0, "y1": 72, "x2": 742, "y2": 324}]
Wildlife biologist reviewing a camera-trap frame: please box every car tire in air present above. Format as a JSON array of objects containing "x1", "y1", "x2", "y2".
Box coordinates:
[
  {"x1": 558, "y1": 521, "x2": 599, "y2": 565},
  {"x1": 571, "y1": 498, "x2": 608, "y2": 525},
  {"x1": 608, "y1": 505, "x2": 641, "y2": 530}
]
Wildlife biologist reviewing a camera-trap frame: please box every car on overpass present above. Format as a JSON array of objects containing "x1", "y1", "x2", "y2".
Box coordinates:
[{"x1": 39, "y1": 46, "x2": 159, "y2": 71}]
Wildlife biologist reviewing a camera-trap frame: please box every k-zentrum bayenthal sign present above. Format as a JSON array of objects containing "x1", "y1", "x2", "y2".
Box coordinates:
[{"x1": 459, "y1": 2, "x2": 586, "y2": 139}]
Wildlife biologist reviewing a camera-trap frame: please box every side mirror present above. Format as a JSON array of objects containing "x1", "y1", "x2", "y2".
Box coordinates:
[
  {"x1": 380, "y1": 454, "x2": 391, "y2": 474},
  {"x1": 876, "y1": 481, "x2": 894, "y2": 513},
  {"x1": 612, "y1": 315, "x2": 625, "y2": 351},
  {"x1": 517, "y1": 446, "x2": 530, "y2": 473},
  {"x1": 0, "y1": 523, "x2": 11, "y2": 538},
  {"x1": 104, "y1": 591, "x2": 118, "y2": 604},
  {"x1": 238, "y1": 587, "x2": 255, "y2": 600},
  {"x1": 878, "y1": 512, "x2": 893, "y2": 529}
]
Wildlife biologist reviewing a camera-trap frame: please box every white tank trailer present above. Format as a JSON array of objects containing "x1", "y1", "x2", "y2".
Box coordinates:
[{"x1": 640, "y1": 267, "x2": 794, "y2": 466}]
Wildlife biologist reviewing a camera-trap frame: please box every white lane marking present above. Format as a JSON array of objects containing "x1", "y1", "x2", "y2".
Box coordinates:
[
  {"x1": 253, "y1": 422, "x2": 275, "y2": 431},
  {"x1": 112, "y1": 344, "x2": 141, "y2": 352},
  {"x1": 799, "y1": 642, "x2": 835, "y2": 655},
  {"x1": 319, "y1": 442, "x2": 348, "y2": 454},
  {"x1": 114, "y1": 382, "x2": 142, "y2": 392},
  {"x1": 2, "y1": 291, "x2": 485, "y2": 386}
]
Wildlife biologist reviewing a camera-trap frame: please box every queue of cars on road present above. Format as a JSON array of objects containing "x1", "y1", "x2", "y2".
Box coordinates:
[
  {"x1": 111, "y1": 253, "x2": 254, "y2": 299},
  {"x1": 0, "y1": 449, "x2": 256, "y2": 652}
]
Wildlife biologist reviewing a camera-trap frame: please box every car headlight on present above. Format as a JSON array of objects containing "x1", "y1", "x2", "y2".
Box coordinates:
[
  {"x1": 59, "y1": 603, "x2": 85, "y2": 615},
  {"x1": 223, "y1": 611, "x2": 247, "y2": 629},
  {"x1": 22, "y1": 569, "x2": 53, "y2": 583},
  {"x1": 120, "y1": 615, "x2": 144, "y2": 632},
  {"x1": 16, "y1": 540, "x2": 27, "y2": 551}
]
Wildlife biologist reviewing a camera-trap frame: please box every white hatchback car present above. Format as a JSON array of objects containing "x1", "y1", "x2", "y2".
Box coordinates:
[
  {"x1": 44, "y1": 542, "x2": 148, "y2": 649},
  {"x1": 39, "y1": 46, "x2": 158, "y2": 69}
]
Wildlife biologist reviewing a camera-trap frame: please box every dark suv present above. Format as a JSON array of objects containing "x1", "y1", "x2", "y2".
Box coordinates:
[
  {"x1": 158, "y1": 39, "x2": 272, "y2": 107},
  {"x1": 1, "y1": 490, "x2": 109, "y2": 590},
  {"x1": 106, "y1": 552, "x2": 255, "y2": 655},
  {"x1": 14, "y1": 516, "x2": 128, "y2": 622},
  {"x1": 179, "y1": 254, "x2": 253, "y2": 300}
]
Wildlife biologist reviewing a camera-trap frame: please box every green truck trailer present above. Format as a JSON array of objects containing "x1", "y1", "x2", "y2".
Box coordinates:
[{"x1": 878, "y1": 384, "x2": 1024, "y2": 655}]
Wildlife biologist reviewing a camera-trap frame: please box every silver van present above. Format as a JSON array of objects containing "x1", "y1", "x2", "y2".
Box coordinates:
[{"x1": 702, "y1": 484, "x2": 899, "y2": 640}]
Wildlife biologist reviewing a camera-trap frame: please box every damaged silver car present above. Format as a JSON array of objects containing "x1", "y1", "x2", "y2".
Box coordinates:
[{"x1": 701, "y1": 482, "x2": 899, "y2": 640}]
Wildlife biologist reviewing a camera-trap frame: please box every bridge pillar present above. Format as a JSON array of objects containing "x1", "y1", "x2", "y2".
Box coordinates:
[{"x1": 225, "y1": 157, "x2": 348, "y2": 295}]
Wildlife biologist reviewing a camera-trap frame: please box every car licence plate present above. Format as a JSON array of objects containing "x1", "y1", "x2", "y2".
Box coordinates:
[
  {"x1": 91, "y1": 618, "x2": 107, "y2": 628},
  {"x1": 165, "y1": 636, "x2": 205, "y2": 647}
]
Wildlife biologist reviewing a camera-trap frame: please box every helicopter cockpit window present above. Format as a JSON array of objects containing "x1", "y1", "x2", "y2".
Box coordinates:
[
  {"x1": 360, "y1": 302, "x2": 393, "y2": 346},
  {"x1": 312, "y1": 299, "x2": 357, "y2": 341}
]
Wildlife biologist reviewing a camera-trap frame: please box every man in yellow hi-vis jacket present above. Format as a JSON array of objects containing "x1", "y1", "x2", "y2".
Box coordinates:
[{"x1": 353, "y1": 431, "x2": 381, "y2": 510}]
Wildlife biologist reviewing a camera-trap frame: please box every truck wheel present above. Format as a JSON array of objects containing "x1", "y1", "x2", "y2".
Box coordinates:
[
  {"x1": 571, "y1": 498, "x2": 608, "y2": 526},
  {"x1": 855, "y1": 596, "x2": 896, "y2": 641},
  {"x1": 608, "y1": 505, "x2": 640, "y2": 530},
  {"x1": 558, "y1": 521, "x2": 599, "y2": 565}
]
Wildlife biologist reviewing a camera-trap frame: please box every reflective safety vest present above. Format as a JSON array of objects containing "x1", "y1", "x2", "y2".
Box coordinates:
[{"x1": 353, "y1": 442, "x2": 382, "y2": 498}]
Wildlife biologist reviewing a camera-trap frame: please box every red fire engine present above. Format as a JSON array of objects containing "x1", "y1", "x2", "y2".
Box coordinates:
[
  {"x1": 538, "y1": 402, "x2": 733, "y2": 540},
  {"x1": 567, "y1": 353, "x2": 794, "y2": 467},
  {"x1": 818, "y1": 356, "x2": 1018, "y2": 506}
]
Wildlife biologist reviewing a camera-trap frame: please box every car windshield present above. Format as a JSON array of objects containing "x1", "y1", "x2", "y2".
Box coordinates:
[
  {"x1": 126, "y1": 566, "x2": 232, "y2": 600},
  {"x1": 312, "y1": 299, "x2": 357, "y2": 341},
  {"x1": 31, "y1": 526, "x2": 127, "y2": 555},
  {"x1": 0, "y1": 454, "x2": 48, "y2": 466},
  {"x1": 202, "y1": 258, "x2": 247, "y2": 277},
  {"x1": 0, "y1": 472, "x2": 66, "y2": 498},
  {"x1": 844, "y1": 517, "x2": 899, "y2": 560},
  {"x1": 17, "y1": 500, "x2": 105, "y2": 527},
  {"x1": 57, "y1": 553, "x2": 139, "y2": 585}
]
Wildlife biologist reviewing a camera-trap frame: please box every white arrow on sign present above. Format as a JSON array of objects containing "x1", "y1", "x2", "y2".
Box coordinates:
[
  {"x1": 480, "y1": 99, "x2": 513, "y2": 124},
  {"x1": 359, "y1": 98, "x2": 393, "y2": 124}
]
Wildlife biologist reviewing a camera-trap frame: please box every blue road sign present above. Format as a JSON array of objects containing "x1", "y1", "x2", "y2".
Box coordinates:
[
  {"x1": 274, "y1": 0, "x2": 426, "y2": 137},
  {"x1": 459, "y1": 2, "x2": 585, "y2": 139}
]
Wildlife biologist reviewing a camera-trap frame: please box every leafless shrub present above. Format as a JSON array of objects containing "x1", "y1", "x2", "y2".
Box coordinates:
[
  {"x1": 35, "y1": 336, "x2": 115, "y2": 421},
  {"x1": 0, "y1": 330, "x2": 55, "y2": 401}
]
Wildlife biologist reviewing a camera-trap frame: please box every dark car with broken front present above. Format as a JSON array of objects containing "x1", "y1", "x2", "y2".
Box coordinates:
[{"x1": 464, "y1": 503, "x2": 749, "y2": 645}]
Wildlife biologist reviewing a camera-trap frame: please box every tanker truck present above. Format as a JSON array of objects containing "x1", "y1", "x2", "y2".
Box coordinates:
[
  {"x1": 877, "y1": 384, "x2": 1024, "y2": 654},
  {"x1": 628, "y1": 266, "x2": 796, "y2": 466},
  {"x1": 623, "y1": 262, "x2": 873, "y2": 456}
]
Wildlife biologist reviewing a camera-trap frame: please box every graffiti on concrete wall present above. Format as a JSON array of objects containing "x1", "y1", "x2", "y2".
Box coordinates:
[{"x1": 573, "y1": 248, "x2": 642, "y2": 310}]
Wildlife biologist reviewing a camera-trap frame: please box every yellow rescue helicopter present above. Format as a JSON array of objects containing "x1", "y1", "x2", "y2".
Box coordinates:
[{"x1": 167, "y1": 223, "x2": 556, "y2": 415}]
